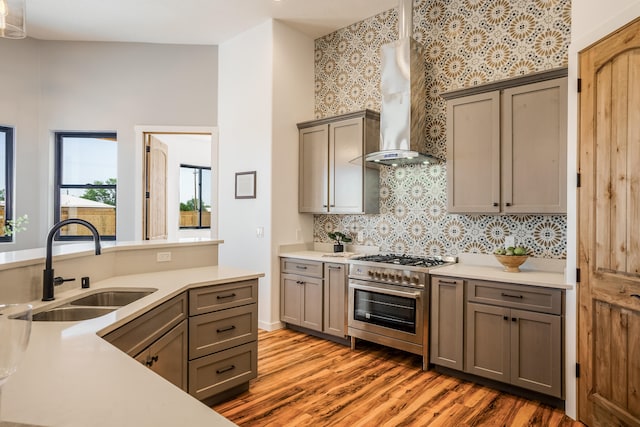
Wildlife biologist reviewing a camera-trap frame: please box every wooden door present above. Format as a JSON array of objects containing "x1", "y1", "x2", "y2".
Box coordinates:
[
  {"x1": 299, "y1": 124, "x2": 329, "y2": 213},
  {"x1": 578, "y1": 17, "x2": 640, "y2": 426},
  {"x1": 502, "y1": 78, "x2": 567, "y2": 213},
  {"x1": 144, "y1": 134, "x2": 168, "y2": 240},
  {"x1": 330, "y1": 117, "x2": 363, "y2": 214},
  {"x1": 446, "y1": 91, "x2": 501, "y2": 213}
]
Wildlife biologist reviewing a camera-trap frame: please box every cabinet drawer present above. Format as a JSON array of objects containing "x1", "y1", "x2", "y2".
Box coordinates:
[
  {"x1": 189, "y1": 279, "x2": 258, "y2": 316},
  {"x1": 188, "y1": 341, "x2": 257, "y2": 401},
  {"x1": 104, "y1": 293, "x2": 187, "y2": 357},
  {"x1": 467, "y1": 280, "x2": 562, "y2": 315},
  {"x1": 281, "y1": 258, "x2": 323, "y2": 277},
  {"x1": 189, "y1": 304, "x2": 258, "y2": 359}
]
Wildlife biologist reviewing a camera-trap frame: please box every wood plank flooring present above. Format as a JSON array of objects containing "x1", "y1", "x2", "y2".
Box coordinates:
[{"x1": 213, "y1": 328, "x2": 584, "y2": 426}]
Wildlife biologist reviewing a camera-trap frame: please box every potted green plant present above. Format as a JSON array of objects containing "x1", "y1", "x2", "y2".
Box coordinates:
[{"x1": 327, "y1": 231, "x2": 352, "y2": 253}]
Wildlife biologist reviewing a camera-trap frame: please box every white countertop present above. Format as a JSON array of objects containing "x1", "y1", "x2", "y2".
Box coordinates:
[
  {"x1": 279, "y1": 250, "x2": 359, "y2": 263},
  {"x1": 3, "y1": 265, "x2": 263, "y2": 427},
  {"x1": 430, "y1": 263, "x2": 571, "y2": 289},
  {"x1": 279, "y1": 250, "x2": 571, "y2": 290}
]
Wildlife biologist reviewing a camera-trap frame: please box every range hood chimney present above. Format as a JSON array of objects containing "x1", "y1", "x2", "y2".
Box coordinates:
[{"x1": 365, "y1": 0, "x2": 441, "y2": 167}]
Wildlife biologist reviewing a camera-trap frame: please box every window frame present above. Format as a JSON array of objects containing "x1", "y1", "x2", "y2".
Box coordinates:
[
  {"x1": 0, "y1": 126, "x2": 15, "y2": 243},
  {"x1": 179, "y1": 164, "x2": 211, "y2": 230},
  {"x1": 54, "y1": 131, "x2": 117, "y2": 241}
]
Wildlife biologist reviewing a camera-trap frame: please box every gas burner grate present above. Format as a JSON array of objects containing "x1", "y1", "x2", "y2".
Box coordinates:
[{"x1": 354, "y1": 254, "x2": 448, "y2": 267}]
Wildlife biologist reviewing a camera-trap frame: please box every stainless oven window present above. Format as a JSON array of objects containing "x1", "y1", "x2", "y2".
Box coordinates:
[{"x1": 353, "y1": 288, "x2": 416, "y2": 333}]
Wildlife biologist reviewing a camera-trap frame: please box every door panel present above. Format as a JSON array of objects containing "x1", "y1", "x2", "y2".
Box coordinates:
[
  {"x1": 579, "y1": 16, "x2": 640, "y2": 426},
  {"x1": 144, "y1": 134, "x2": 168, "y2": 240},
  {"x1": 330, "y1": 118, "x2": 363, "y2": 213}
]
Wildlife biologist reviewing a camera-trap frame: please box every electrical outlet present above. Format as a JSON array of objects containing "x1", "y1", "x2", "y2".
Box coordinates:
[
  {"x1": 256, "y1": 227, "x2": 264, "y2": 238},
  {"x1": 504, "y1": 236, "x2": 515, "y2": 248},
  {"x1": 357, "y1": 231, "x2": 364, "y2": 242},
  {"x1": 156, "y1": 252, "x2": 172, "y2": 262}
]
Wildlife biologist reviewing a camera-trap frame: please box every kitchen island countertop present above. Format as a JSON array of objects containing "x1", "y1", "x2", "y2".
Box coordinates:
[{"x1": 3, "y1": 265, "x2": 263, "y2": 427}]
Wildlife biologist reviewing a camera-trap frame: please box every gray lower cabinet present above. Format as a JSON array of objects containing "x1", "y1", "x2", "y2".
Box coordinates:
[
  {"x1": 134, "y1": 320, "x2": 188, "y2": 391},
  {"x1": 430, "y1": 277, "x2": 465, "y2": 370},
  {"x1": 323, "y1": 263, "x2": 346, "y2": 337},
  {"x1": 187, "y1": 279, "x2": 259, "y2": 403},
  {"x1": 465, "y1": 280, "x2": 563, "y2": 398},
  {"x1": 104, "y1": 293, "x2": 188, "y2": 391},
  {"x1": 281, "y1": 258, "x2": 323, "y2": 332},
  {"x1": 104, "y1": 279, "x2": 259, "y2": 403},
  {"x1": 280, "y1": 257, "x2": 347, "y2": 337}
]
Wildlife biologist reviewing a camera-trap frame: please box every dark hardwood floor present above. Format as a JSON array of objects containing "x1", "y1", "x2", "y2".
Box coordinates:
[{"x1": 213, "y1": 328, "x2": 584, "y2": 426}]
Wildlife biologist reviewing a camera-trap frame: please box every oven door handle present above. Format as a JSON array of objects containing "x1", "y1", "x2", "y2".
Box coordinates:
[{"x1": 349, "y1": 281, "x2": 422, "y2": 300}]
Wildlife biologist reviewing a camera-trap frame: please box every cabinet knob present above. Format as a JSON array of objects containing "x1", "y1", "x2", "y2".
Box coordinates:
[
  {"x1": 505, "y1": 202, "x2": 512, "y2": 207},
  {"x1": 493, "y1": 202, "x2": 499, "y2": 207},
  {"x1": 512, "y1": 317, "x2": 518, "y2": 322},
  {"x1": 503, "y1": 315, "x2": 508, "y2": 321}
]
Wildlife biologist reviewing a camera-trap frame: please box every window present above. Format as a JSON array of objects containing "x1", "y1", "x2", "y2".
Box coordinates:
[
  {"x1": 179, "y1": 165, "x2": 211, "y2": 229},
  {"x1": 0, "y1": 126, "x2": 14, "y2": 242},
  {"x1": 55, "y1": 132, "x2": 117, "y2": 240}
]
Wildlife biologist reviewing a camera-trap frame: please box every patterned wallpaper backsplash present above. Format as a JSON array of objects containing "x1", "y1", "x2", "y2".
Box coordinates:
[{"x1": 313, "y1": 0, "x2": 571, "y2": 258}]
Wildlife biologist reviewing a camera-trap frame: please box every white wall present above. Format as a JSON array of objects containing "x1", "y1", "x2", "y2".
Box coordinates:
[
  {"x1": 218, "y1": 21, "x2": 274, "y2": 329},
  {"x1": 218, "y1": 20, "x2": 314, "y2": 330},
  {"x1": 0, "y1": 39, "x2": 218, "y2": 251},
  {"x1": 270, "y1": 21, "x2": 315, "y2": 327},
  {"x1": 566, "y1": 0, "x2": 640, "y2": 419}
]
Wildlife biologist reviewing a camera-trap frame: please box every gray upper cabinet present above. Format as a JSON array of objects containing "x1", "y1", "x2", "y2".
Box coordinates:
[
  {"x1": 443, "y1": 69, "x2": 568, "y2": 214},
  {"x1": 297, "y1": 110, "x2": 380, "y2": 214}
]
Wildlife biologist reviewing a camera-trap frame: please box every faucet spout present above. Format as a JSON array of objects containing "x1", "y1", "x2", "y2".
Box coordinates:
[{"x1": 42, "y1": 219, "x2": 102, "y2": 301}]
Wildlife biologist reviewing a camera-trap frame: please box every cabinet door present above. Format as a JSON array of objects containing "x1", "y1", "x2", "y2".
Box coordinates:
[
  {"x1": 281, "y1": 273, "x2": 302, "y2": 325},
  {"x1": 135, "y1": 320, "x2": 188, "y2": 391},
  {"x1": 446, "y1": 91, "x2": 501, "y2": 213},
  {"x1": 510, "y1": 308, "x2": 562, "y2": 398},
  {"x1": 329, "y1": 118, "x2": 364, "y2": 214},
  {"x1": 301, "y1": 276, "x2": 323, "y2": 332},
  {"x1": 502, "y1": 77, "x2": 567, "y2": 213},
  {"x1": 430, "y1": 277, "x2": 464, "y2": 370},
  {"x1": 323, "y1": 263, "x2": 346, "y2": 337},
  {"x1": 299, "y1": 124, "x2": 329, "y2": 213},
  {"x1": 465, "y1": 302, "x2": 510, "y2": 382}
]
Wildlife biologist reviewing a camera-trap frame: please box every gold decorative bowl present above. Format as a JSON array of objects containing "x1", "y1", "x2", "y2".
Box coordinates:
[{"x1": 494, "y1": 255, "x2": 529, "y2": 272}]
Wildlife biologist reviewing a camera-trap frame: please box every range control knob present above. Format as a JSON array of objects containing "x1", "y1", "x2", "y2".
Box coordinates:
[{"x1": 410, "y1": 276, "x2": 420, "y2": 285}]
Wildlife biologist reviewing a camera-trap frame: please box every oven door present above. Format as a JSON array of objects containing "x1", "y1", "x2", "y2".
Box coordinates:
[{"x1": 348, "y1": 279, "x2": 424, "y2": 346}]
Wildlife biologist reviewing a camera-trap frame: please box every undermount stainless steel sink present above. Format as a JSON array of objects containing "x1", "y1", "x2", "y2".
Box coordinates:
[
  {"x1": 68, "y1": 290, "x2": 157, "y2": 307},
  {"x1": 33, "y1": 288, "x2": 158, "y2": 321},
  {"x1": 33, "y1": 306, "x2": 117, "y2": 322}
]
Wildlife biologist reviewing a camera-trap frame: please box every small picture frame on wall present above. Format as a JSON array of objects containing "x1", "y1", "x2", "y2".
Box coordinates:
[{"x1": 235, "y1": 171, "x2": 256, "y2": 199}]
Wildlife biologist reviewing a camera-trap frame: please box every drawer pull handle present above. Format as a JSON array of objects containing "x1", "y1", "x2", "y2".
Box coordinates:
[
  {"x1": 217, "y1": 325, "x2": 236, "y2": 333},
  {"x1": 216, "y1": 365, "x2": 235, "y2": 374},
  {"x1": 439, "y1": 280, "x2": 458, "y2": 284},
  {"x1": 217, "y1": 293, "x2": 237, "y2": 300},
  {"x1": 296, "y1": 265, "x2": 308, "y2": 270},
  {"x1": 328, "y1": 266, "x2": 342, "y2": 270},
  {"x1": 631, "y1": 294, "x2": 640, "y2": 300},
  {"x1": 145, "y1": 355, "x2": 159, "y2": 367},
  {"x1": 501, "y1": 293, "x2": 523, "y2": 299}
]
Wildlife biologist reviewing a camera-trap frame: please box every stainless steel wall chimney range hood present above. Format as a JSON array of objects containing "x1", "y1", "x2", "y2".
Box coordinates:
[{"x1": 365, "y1": 0, "x2": 442, "y2": 167}]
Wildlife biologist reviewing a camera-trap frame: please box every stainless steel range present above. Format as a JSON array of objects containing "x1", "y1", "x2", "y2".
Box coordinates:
[{"x1": 347, "y1": 254, "x2": 455, "y2": 370}]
